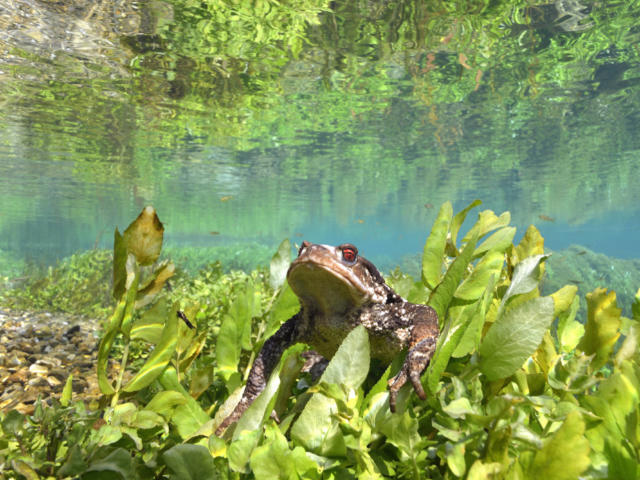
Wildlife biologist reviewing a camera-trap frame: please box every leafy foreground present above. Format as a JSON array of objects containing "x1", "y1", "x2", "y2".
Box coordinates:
[{"x1": 1, "y1": 202, "x2": 639, "y2": 479}]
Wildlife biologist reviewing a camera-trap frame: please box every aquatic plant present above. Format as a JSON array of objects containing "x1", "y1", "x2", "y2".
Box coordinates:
[
  {"x1": 0, "y1": 249, "x2": 113, "y2": 317},
  {"x1": 0, "y1": 202, "x2": 638, "y2": 478}
]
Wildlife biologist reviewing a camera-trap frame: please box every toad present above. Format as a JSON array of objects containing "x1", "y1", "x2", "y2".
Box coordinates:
[{"x1": 216, "y1": 242, "x2": 439, "y2": 435}]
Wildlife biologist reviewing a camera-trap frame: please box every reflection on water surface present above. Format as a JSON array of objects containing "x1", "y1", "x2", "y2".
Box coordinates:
[{"x1": 0, "y1": 0, "x2": 639, "y2": 267}]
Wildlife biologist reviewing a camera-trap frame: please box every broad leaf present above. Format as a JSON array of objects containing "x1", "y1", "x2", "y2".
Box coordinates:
[
  {"x1": 145, "y1": 391, "x2": 187, "y2": 420},
  {"x1": 479, "y1": 296, "x2": 555, "y2": 381},
  {"x1": 501, "y1": 254, "x2": 550, "y2": 307},
  {"x1": 250, "y1": 424, "x2": 319, "y2": 480},
  {"x1": 135, "y1": 260, "x2": 175, "y2": 308},
  {"x1": 455, "y1": 249, "x2": 503, "y2": 301},
  {"x1": 163, "y1": 444, "x2": 217, "y2": 480},
  {"x1": 269, "y1": 238, "x2": 291, "y2": 289},
  {"x1": 123, "y1": 303, "x2": 179, "y2": 392},
  {"x1": 122, "y1": 205, "x2": 164, "y2": 266},
  {"x1": 159, "y1": 367, "x2": 210, "y2": 439},
  {"x1": 84, "y1": 448, "x2": 135, "y2": 480},
  {"x1": 528, "y1": 411, "x2": 590, "y2": 480},
  {"x1": 429, "y1": 234, "x2": 478, "y2": 323},
  {"x1": 130, "y1": 297, "x2": 167, "y2": 344},
  {"x1": 422, "y1": 202, "x2": 453, "y2": 289},
  {"x1": 97, "y1": 277, "x2": 138, "y2": 395},
  {"x1": 577, "y1": 288, "x2": 621, "y2": 370},
  {"x1": 449, "y1": 199, "x2": 482, "y2": 252},
  {"x1": 428, "y1": 297, "x2": 481, "y2": 392},
  {"x1": 473, "y1": 226, "x2": 516, "y2": 258},
  {"x1": 291, "y1": 325, "x2": 369, "y2": 451},
  {"x1": 514, "y1": 224, "x2": 544, "y2": 261},
  {"x1": 462, "y1": 210, "x2": 510, "y2": 244},
  {"x1": 233, "y1": 368, "x2": 281, "y2": 440}
]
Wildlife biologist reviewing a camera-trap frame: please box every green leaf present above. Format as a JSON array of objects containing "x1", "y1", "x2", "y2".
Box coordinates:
[
  {"x1": 217, "y1": 281, "x2": 261, "y2": 379},
  {"x1": 144, "y1": 391, "x2": 187, "y2": 420},
  {"x1": 429, "y1": 234, "x2": 478, "y2": 323},
  {"x1": 550, "y1": 285, "x2": 578, "y2": 317},
  {"x1": 528, "y1": 411, "x2": 590, "y2": 480},
  {"x1": 556, "y1": 295, "x2": 583, "y2": 352},
  {"x1": 158, "y1": 367, "x2": 210, "y2": 439},
  {"x1": 421, "y1": 201, "x2": 453, "y2": 289},
  {"x1": 446, "y1": 442, "x2": 466, "y2": 477},
  {"x1": 97, "y1": 286, "x2": 135, "y2": 395},
  {"x1": 577, "y1": 288, "x2": 622, "y2": 370},
  {"x1": 318, "y1": 324, "x2": 370, "y2": 389},
  {"x1": 474, "y1": 226, "x2": 516, "y2": 258},
  {"x1": 130, "y1": 296, "x2": 167, "y2": 344},
  {"x1": 233, "y1": 367, "x2": 281, "y2": 440},
  {"x1": 265, "y1": 283, "x2": 299, "y2": 338},
  {"x1": 135, "y1": 260, "x2": 175, "y2": 308},
  {"x1": 162, "y1": 444, "x2": 218, "y2": 480},
  {"x1": 462, "y1": 210, "x2": 510, "y2": 244},
  {"x1": 428, "y1": 296, "x2": 481, "y2": 392},
  {"x1": 11, "y1": 460, "x2": 39, "y2": 480},
  {"x1": 250, "y1": 424, "x2": 319, "y2": 480},
  {"x1": 633, "y1": 287, "x2": 640, "y2": 321},
  {"x1": 479, "y1": 296, "x2": 555, "y2": 381},
  {"x1": 467, "y1": 460, "x2": 502, "y2": 480},
  {"x1": 83, "y1": 447, "x2": 135, "y2": 480},
  {"x1": 514, "y1": 224, "x2": 545, "y2": 261},
  {"x1": 449, "y1": 199, "x2": 482, "y2": 252},
  {"x1": 58, "y1": 445, "x2": 88, "y2": 477},
  {"x1": 228, "y1": 429, "x2": 261, "y2": 473},
  {"x1": 113, "y1": 227, "x2": 127, "y2": 300},
  {"x1": 453, "y1": 273, "x2": 496, "y2": 358},
  {"x1": 291, "y1": 325, "x2": 370, "y2": 452},
  {"x1": 270, "y1": 238, "x2": 291, "y2": 289},
  {"x1": 455, "y1": 249, "x2": 503, "y2": 301},
  {"x1": 123, "y1": 302, "x2": 179, "y2": 392},
  {"x1": 61, "y1": 374, "x2": 73, "y2": 407},
  {"x1": 501, "y1": 253, "x2": 550, "y2": 307},
  {"x1": 1, "y1": 410, "x2": 25, "y2": 436}
]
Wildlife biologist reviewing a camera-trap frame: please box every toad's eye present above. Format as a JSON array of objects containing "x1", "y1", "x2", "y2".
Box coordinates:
[
  {"x1": 298, "y1": 240, "x2": 311, "y2": 257},
  {"x1": 340, "y1": 244, "x2": 358, "y2": 264}
]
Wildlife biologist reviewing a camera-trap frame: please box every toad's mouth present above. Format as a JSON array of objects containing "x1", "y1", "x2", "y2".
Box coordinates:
[{"x1": 287, "y1": 260, "x2": 372, "y2": 313}]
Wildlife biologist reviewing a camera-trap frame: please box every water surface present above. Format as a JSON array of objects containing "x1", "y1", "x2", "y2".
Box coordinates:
[{"x1": 1, "y1": 0, "x2": 639, "y2": 268}]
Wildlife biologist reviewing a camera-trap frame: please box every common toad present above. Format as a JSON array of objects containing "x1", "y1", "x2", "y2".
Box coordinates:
[{"x1": 216, "y1": 242, "x2": 439, "y2": 434}]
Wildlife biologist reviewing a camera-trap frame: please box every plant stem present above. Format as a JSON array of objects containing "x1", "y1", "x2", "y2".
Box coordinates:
[{"x1": 111, "y1": 342, "x2": 130, "y2": 407}]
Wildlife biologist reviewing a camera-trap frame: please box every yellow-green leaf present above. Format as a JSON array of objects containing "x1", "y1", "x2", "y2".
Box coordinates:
[
  {"x1": 455, "y1": 249, "x2": 504, "y2": 301},
  {"x1": 514, "y1": 224, "x2": 544, "y2": 262},
  {"x1": 61, "y1": 374, "x2": 73, "y2": 407},
  {"x1": 135, "y1": 260, "x2": 175, "y2": 309},
  {"x1": 550, "y1": 285, "x2": 578, "y2": 317},
  {"x1": 529, "y1": 411, "x2": 590, "y2": 480},
  {"x1": 479, "y1": 296, "x2": 555, "y2": 381},
  {"x1": 123, "y1": 303, "x2": 179, "y2": 392},
  {"x1": 577, "y1": 288, "x2": 621, "y2": 370},
  {"x1": 421, "y1": 202, "x2": 453, "y2": 289}
]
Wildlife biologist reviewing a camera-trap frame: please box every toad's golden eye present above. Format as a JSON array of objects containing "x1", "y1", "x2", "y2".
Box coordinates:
[{"x1": 340, "y1": 244, "x2": 358, "y2": 263}]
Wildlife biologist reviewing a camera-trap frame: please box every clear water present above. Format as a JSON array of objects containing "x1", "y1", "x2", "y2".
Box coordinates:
[{"x1": 1, "y1": 0, "x2": 639, "y2": 270}]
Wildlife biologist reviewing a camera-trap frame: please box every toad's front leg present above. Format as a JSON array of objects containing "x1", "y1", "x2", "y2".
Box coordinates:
[
  {"x1": 215, "y1": 314, "x2": 301, "y2": 436},
  {"x1": 388, "y1": 305, "x2": 439, "y2": 412}
]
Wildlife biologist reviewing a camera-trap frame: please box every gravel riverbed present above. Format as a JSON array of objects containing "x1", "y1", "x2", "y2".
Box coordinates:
[{"x1": 0, "y1": 308, "x2": 102, "y2": 414}]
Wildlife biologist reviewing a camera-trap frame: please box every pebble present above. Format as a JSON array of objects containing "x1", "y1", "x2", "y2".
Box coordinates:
[{"x1": 0, "y1": 308, "x2": 102, "y2": 413}]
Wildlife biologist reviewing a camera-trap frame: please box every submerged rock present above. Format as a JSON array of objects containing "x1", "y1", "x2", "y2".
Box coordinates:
[{"x1": 0, "y1": 308, "x2": 102, "y2": 414}]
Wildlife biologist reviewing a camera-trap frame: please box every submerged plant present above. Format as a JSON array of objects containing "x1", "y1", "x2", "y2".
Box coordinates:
[{"x1": 0, "y1": 202, "x2": 638, "y2": 479}]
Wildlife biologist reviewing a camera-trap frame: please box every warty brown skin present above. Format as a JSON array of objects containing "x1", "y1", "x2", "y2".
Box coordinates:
[{"x1": 216, "y1": 242, "x2": 439, "y2": 436}]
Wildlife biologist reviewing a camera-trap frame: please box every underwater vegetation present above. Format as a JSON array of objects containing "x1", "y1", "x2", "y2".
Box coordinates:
[{"x1": 0, "y1": 202, "x2": 639, "y2": 479}]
